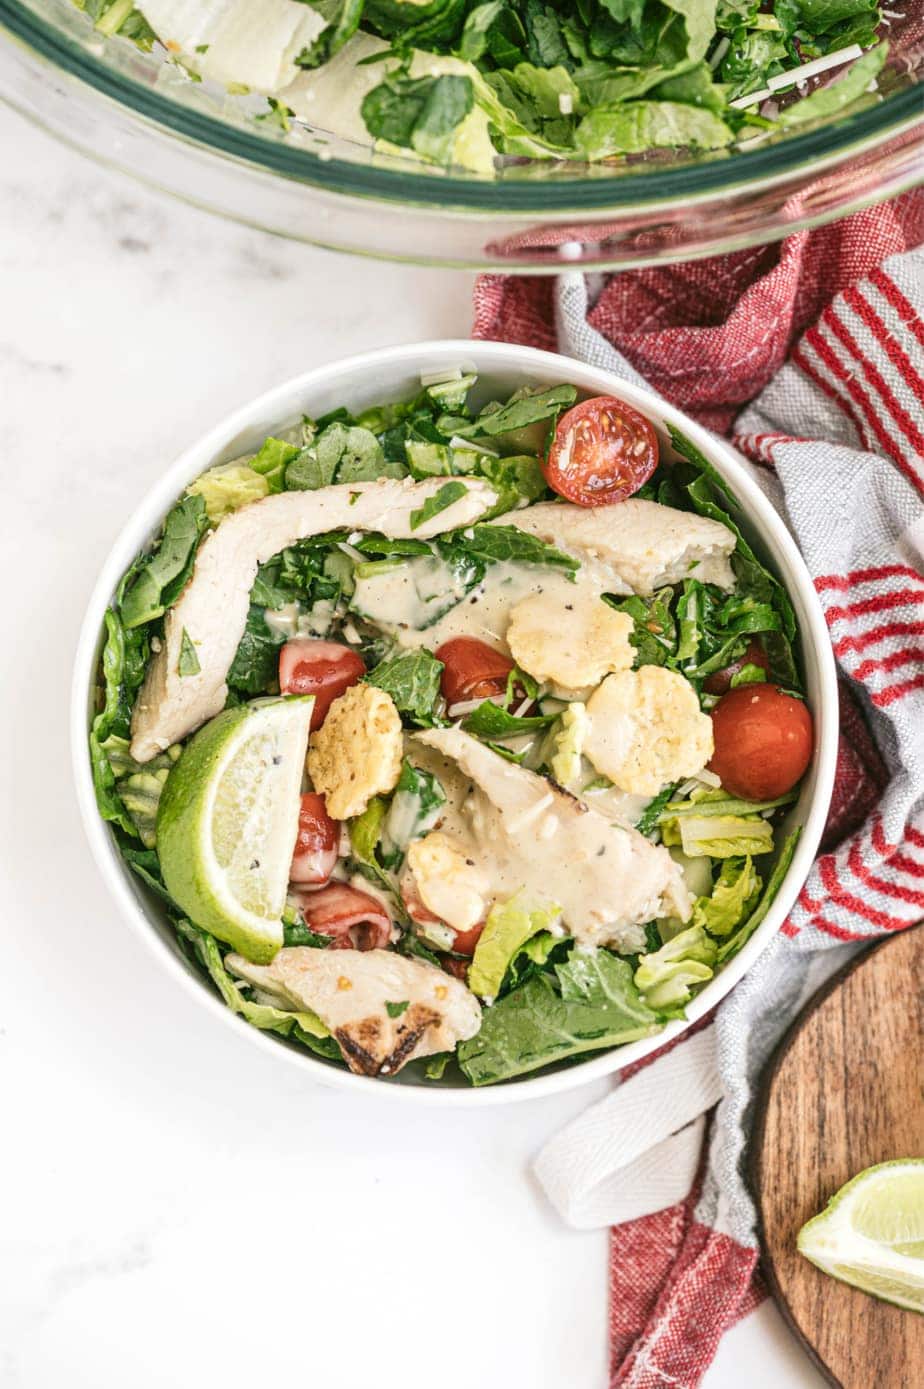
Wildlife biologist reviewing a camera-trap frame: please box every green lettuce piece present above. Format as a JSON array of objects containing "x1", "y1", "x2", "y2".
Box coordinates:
[
  {"x1": 667, "y1": 424, "x2": 799, "y2": 686},
  {"x1": 286, "y1": 422, "x2": 404, "y2": 490},
  {"x1": 634, "y1": 923, "x2": 717, "y2": 1010},
  {"x1": 405, "y1": 439, "x2": 479, "y2": 478},
  {"x1": 472, "y1": 384, "x2": 577, "y2": 437},
  {"x1": 547, "y1": 703, "x2": 588, "y2": 788},
  {"x1": 249, "y1": 436, "x2": 298, "y2": 492},
  {"x1": 348, "y1": 795, "x2": 392, "y2": 888},
  {"x1": 97, "y1": 736, "x2": 181, "y2": 846},
  {"x1": 365, "y1": 648, "x2": 444, "y2": 723},
  {"x1": 693, "y1": 855, "x2": 762, "y2": 936},
  {"x1": 660, "y1": 787, "x2": 797, "y2": 820},
  {"x1": 716, "y1": 828, "x2": 801, "y2": 963},
  {"x1": 118, "y1": 768, "x2": 171, "y2": 849},
  {"x1": 576, "y1": 102, "x2": 733, "y2": 158},
  {"x1": 779, "y1": 43, "x2": 887, "y2": 127},
  {"x1": 469, "y1": 892, "x2": 562, "y2": 999},
  {"x1": 446, "y1": 523, "x2": 577, "y2": 576},
  {"x1": 607, "y1": 589, "x2": 677, "y2": 668},
  {"x1": 462, "y1": 700, "x2": 556, "y2": 740},
  {"x1": 662, "y1": 812, "x2": 775, "y2": 858},
  {"x1": 474, "y1": 455, "x2": 548, "y2": 516},
  {"x1": 362, "y1": 71, "x2": 475, "y2": 162},
  {"x1": 187, "y1": 463, "x2": 269, "y2": 523},
  {"x1": 410, "y1": 480, "x2": 469, "y2": 530},
  {"x1": 458, "y1": 949, "x2": 663, "y2": 1085},
  {"x1": 379, "y1": 760, "x2": 446, "y2": 870},
  {"x1": 120, "y1": 495, "x2": 208, "y2": 630},
  {"x1": 423, "y1": 371, "x2": 478, "y2": 411},
  {"x1": 89, "y1": 609, "x2": 138, "y2": 836},
  {"x1": 176, "y1": 919, "x2": 330, "y2": 1040},
  {"x1": 635, "y1": 782, "x2": 681, "y2": 837}
]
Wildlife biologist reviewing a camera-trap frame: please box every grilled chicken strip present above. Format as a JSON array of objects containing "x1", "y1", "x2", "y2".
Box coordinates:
[
  {"x1": 496, "y1": 497, "x2": 736, "y2": 595},
  {"x1": 415, "y1": 727, "x2": 691, "y2": 954},
  {"x1": 130, "y1": 477, "x2": 497, "y2": 762},
  {"x1": 226, "y1": 946, "x2": 482, "y2": 1076}
]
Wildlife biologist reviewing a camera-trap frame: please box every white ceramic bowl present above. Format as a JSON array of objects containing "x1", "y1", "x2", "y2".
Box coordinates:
[{"x1": 72, "y1": 340, "x2": 838, "y2": 1105}]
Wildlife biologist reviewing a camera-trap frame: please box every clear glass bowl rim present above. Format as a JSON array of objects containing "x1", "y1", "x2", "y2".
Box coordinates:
[{"x1": 3, "y1": 0, "x2": 923, "y2": 216}]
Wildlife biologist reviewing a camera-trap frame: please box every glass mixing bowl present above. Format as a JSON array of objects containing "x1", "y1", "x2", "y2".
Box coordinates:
[{"x1": 1, "y1": 0, "x2": 922, "y2": 269}]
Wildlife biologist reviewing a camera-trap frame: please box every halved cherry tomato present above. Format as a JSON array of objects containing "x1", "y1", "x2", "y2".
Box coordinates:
[
  {"x1": 400, "y1": 884, "x2": 483, "y2": 958},
  {"x1": 703, "y1": 639, "x2": 772, "y2": 695},
  {"x1": 279, "y1": 639, "x2": 365, "y2": 729},
  {"x1": 709, "y1": 684, "x2": 813, "y2": 801},
  {"x1": 436, "y1": 636, "x2": 514, "y2": 706},
  {"x1": 290, "y1": 882, "x2": 392, "y2": 951},
  {"x1": 543, "y1": 395, "x2": 658, "y2": 507},
  {"x1": 449, "y1": 921, "x2": 486, "y2": 956},
  {"x1": 289, "y1": 793, "x2": 339, "y2": 886}
]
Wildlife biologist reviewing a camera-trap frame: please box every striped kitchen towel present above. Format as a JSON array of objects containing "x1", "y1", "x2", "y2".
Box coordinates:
[{"x1": 476, "y1": 225, "x2": 924, "y2": 1387}]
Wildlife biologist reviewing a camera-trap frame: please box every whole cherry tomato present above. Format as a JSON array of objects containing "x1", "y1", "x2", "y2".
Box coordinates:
[{"x1": 709, "y1": 684, "x2": 813, "y2": 801}]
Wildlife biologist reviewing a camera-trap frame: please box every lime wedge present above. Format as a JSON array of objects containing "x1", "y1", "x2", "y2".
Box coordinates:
[
  {"x1": 157, "y1": 697, "x2": 314, "y2": 963},
  {"x1": 797, "y1": 1159, "x2": 924, "y2": 1313}
]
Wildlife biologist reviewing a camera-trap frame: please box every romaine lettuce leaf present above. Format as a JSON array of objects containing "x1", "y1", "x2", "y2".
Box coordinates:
[
  {"x1": 365, "y1": 648, "x2": 444, "y2": 723},
  {"x1": 662, "y1": 811, "x2": 775, "y2": 858},
  {"x1": 634, "y1": 923, "x2": 717, "y2": 1009},
  {"x1": 778, "y1": 42, "x2": 887, "y2": 127},
  {"x1": 576, "y1": 101, "x2": 733, "y2": 158},
  {"x1": 120, "y1": 494, "x2": 208, "y2": 630},
  {"x1": 468, "y1": 891, "x2": 562, "y2": 999},
  {"x1": 187, "y1": 463, "x2": 270, "y2": 523},
  {"x1": 715, "y1": 828, "x2": 801, "y2": 962},
  {"x1": 693, "y1": 854, "x2": 762, "y2": 936},
  {"x1": 458, "y1": 948, "x2": 662, "y2": 1085},
  {"x1": 176, "y1": 919, "x2": 331, "y2": 1040}
]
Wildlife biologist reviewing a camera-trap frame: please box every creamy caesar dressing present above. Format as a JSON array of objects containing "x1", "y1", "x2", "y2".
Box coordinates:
[
  {"x1": 264, "y1": 599, "x2": 338, "y2": 641},
  {"x1": 414, "y1": 729, "x2": 691, "y2": 953},
  {"x1": 381, "y1": 563, "x2": 609, "y2": 654},
  {"x1": 580, "y1": 778, "x2": 651, "y2": 830},
  {"x1": 350, "y1": 554, "x2": 473, "y2": 633}
]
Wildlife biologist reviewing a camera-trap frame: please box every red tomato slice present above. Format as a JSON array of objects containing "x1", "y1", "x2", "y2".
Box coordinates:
[
  {"x1": 289, "y1": 793, "x2": 340, "y2": 886},
  {"x1": 703, "y1": 639, "x2": 772, "y2": 695},
  {"x1": 436, "y1": 636, "x2": 514, "y2": 706},
  {"x1": 449, "y1": 921, "x2": 485, "y2": 956},
  {"x1": 543, "y1": 395, "x2": 659, "y2": 507},
  {"x1": 708, "y1": 685, "x2": 813, "y2": 801},
  {"x1": 279, "y1": 639, "x2": 365, "y2": 729},
  {"x1": 291, "y1": 882, "x2": 392, "y2": 951}
]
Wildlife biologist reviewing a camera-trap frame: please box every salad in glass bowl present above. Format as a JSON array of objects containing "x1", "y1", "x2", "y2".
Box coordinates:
[{"x1": 83, "y1": 355, "x2": 822, "y2": 1088}]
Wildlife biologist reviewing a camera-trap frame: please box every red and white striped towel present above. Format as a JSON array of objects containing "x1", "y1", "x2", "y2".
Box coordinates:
[{"x1": 474, "y1": 201, "x2": 924, "y2": 1387}]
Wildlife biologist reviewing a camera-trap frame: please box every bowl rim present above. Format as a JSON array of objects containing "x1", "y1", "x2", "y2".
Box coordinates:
[
  {"x1": 5, "y1": 0, "x2": 924, "y2": 216},
  {"x1": 71, "y1": 338, "x2": 839, "y2": 1106}
]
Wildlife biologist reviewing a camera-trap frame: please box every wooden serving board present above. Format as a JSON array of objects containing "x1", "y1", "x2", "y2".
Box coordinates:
[{"x1": 751, "y1": 926, "x2": 923, "y2": 1389}]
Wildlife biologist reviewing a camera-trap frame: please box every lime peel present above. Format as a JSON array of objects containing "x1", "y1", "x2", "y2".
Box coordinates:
[
  {"x1": 157, "y1": 697, "x2": 314, "y2": 963},
  {"x1": 797, "y1": 1158, "x2": 924, "y2": 1313}
]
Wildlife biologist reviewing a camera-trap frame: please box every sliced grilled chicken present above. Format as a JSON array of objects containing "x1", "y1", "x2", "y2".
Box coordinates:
[
  {"x1": 415, "y1": 727, "x2": 691, "y2": 954},
  {"x1": 226, "y1": 946, "x2": 482, "y2": 1076},
  {"x1": 496, "y1": 497, "x2": 736, "y2": 595},
  {"x1": 130, "y1": 477, "x2": 496, "y2": 762}
]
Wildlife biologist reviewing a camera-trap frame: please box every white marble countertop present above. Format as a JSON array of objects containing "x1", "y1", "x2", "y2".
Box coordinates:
[{"x1": 0, "y1": 104, "x2": 827, "y2": 1389}]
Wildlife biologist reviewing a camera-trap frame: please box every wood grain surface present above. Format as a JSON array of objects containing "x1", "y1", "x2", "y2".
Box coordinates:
[{"x1": 751, "y1": 926, "x2": 923, "y2": 1389}]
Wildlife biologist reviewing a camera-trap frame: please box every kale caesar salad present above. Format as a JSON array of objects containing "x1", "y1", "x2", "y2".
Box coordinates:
[
  {"x1": 90, "y1": 371, "x2": 815, "y2": 1085},
  {"x1": 79, "y1": 0, "x2": 891, "y2": 170}
]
